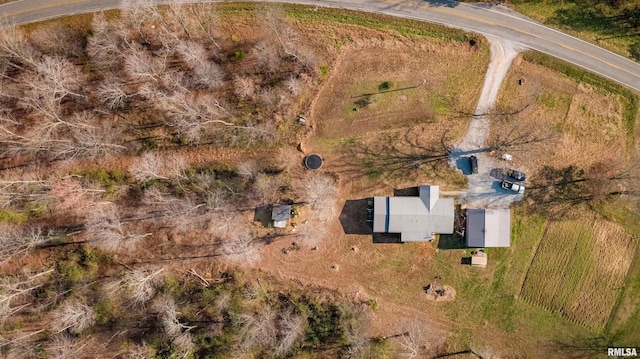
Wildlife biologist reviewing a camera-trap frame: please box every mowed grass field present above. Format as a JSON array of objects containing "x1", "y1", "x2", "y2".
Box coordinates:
[
  {"x1": 308, "y1": 34, "x2": 486, "y2": 194},
  {"x1": 520, "y1": 216, "x2": 637, "y2": 329}
]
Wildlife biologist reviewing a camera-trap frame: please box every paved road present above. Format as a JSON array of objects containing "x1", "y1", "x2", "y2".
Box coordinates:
[{"x1": 2, "y1": 0, "x2": 640, "y2": 92}]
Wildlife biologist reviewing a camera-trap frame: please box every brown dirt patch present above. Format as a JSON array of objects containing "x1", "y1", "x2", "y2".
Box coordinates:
[{"x1": 424, "y1": 284, "x2": 456, "y2": 301}]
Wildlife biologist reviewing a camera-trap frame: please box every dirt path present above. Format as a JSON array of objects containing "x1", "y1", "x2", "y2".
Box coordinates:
[{"x1": 450, "y1": 37, "x2": 525, "y2": 209}]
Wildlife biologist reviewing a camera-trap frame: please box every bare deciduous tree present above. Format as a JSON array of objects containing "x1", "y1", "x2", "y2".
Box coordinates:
[
  {"x1": 47, "y1": 178, "x2": 99, "y2": 214},
  {"x1": 342, "y1": 303, "x2": 371, "y2": 359},
  {"x1": 87, "y1": 13, "x2": 124, "y2": 70},
  {"x1": 254, "y1": 42, "x2": 281, "y2": 74},
  {"x1": 276, "y1": 147, "x2": 301, "y2": 173},
  {"x1": 237, "y1": 307, "x2": 278, "y2": 351},
  {"x1": 52, "y1": 299, "x2": 96, "y2": 335},
  {"x1": 96, "y1": 78, "x2": 128, "y2": 110},
  {"x1": 260, "y1": 7, "x2": 318, "y2": 71},
  {"x1": 0, "y1": 178, "x2": 48, "y2": 210},
  {"x1": 0, "y1": 23, "x2": 39, "y2": 70},
  {"x1": 300, "y1": 174, "x2": 337, "y2": 210},
  {"x1": 181, "y1": 3, "x2": 219, "y2": 46},
  {"x1": 85, "y1": 203, "x2": 149, "y2": 251},
  {"x1": 129, "y1": 152, "x2": 167, "y2": 182},
  {"x1": 29, "y1": 55, "x2": 85, "y2": 103},
  {"x1": 284, "y1": 75, "x2": 304, "y2": 96},
  {"x1": 172, "y1": 331, "x2": 195, "y2": 357},
  {"x1": 253, "y1": 173, "x2": 279, "y2": 204},
  {"x1": 0, "y1": 269, "x2": 53, "y2": 322},
  {"x1": 123, "y1": 268, "x2": 164, "y2": 306},
  {"x1": 398, "y1": 323, "x2": 430, "y2": 359},
  {"x1": 164, "y1": 154, "x2": 189, "y2": 183},
  {"x1": 233, "y1": 75, "x2": 256, "y2": 100},
  {"x1": 120, "y1": 0, "x2": 163, "y2": 43},
  {"x1": 221, "y1": 230, "x2": 260, "y2": 266},
  {"x1": 69, "y1": 120, "x2": 126, "y2": 159},
  {"x1": 275, "y1": 308, "x2": 306, "y2": 356},
  {"x1": 46, "y1": 334, "x2": 80, "y2": 359},
  {"x1": 237, "y1": 160, "x2": 261, "y2": 181},
  {"x1": 176, "y1": 40, "x2": 223, "y2": 89},
  {"x1": 124, "y1": 46, "x2": 166, "y2": 83},
  {"x1": 153, "y1": 90, "x2": 234, "y2": 142},
  {"x1": 153, "y1": 295, "x2": 195, "y2": 356},
  {"x1": 0, "y1": 225, "x2": 53, "y2": 265}
]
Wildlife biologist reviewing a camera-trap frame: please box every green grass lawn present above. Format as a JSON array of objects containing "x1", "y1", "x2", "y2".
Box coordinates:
[{"x1": 430, "y1": 208, "x2": 599, "y2": 356}]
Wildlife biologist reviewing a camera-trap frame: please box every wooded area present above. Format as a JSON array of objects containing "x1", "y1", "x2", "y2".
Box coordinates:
[{"x1": 0, "y1": 1, "x2": 395, "y2": 357}]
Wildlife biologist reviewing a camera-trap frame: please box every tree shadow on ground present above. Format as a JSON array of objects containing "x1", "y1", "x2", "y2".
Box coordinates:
[
  {"x1": 339, "y1": 199, "x2": 373, "y2": 235},
  {"x1": 554, "y1": 333, "x2": 625, "y2": 359},
  {"x1": 456, "y1": 157, "x2": 472, "y2": 175},
  {"x1": 422, "y1": 0, "x2": 458, "y2": 8},
  {"x1": 549, "y1": 2, "x2": 630, "y2": 37},
  {"x1": 340, "y1": 128, "x2": 454, "y2": 182}
]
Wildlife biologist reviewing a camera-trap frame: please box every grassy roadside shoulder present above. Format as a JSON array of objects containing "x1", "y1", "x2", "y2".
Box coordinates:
[
  {"x1": 494, "y1": 0, "x2": 640, "y2": 62},
  {"x1": 214, "y1": 2, "x2": 478, "y2": 43}
]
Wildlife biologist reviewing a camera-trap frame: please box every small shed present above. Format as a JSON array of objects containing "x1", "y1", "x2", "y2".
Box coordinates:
[
  {"x1": 271, "y1": 204, "x2": 291, "y2": 228},
  {"x1": 471, "y1": 250, "x2": 487, "y2": 268},
  {"x1": 304, "y1": 154, "x2": 323, "y2": 170}
]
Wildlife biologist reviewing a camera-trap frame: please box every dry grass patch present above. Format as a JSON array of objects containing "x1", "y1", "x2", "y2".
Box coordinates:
[
  {"x1": 520, "y1": 215, "x2": 637, "y2": 328},
  {"x1": 311, "y1": 40, "x2": 487, "y2": 139}
]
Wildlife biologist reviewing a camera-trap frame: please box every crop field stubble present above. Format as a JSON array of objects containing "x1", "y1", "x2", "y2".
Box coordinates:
[{"x1": 520, "y1": 217, "x2": 637, "y2": 329}]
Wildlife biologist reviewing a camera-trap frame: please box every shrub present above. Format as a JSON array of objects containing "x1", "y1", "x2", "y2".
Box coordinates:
[
  {"x1": 303, "y1": 301, "x2": 345, "y2": 347},
  {"x1": 94, "y1": 297, "x2": 118, "y2": 325},
  {"x1": 319, "y1": 65, "x2": 329, "y2": 76},
  {"x1": 378, "y1": 81, "x2": 393, "y2": 91}
]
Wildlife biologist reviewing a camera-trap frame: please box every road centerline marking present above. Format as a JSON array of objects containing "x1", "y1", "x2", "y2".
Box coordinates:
[{"x1": 1, "y1": 0, "x2": 85, "y2": 19}]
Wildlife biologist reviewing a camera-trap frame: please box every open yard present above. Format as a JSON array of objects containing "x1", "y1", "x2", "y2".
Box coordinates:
[
  {"x1": 491, "y1": 51, "x2": 640, "y2": 341},
  {"x1": 308, "y1": 38, "x2": 487, "y2": 195},
  {"x1": 2, "y1": 1, "x2": 640, "y2": 357},
  {"x1": 311, "y1": 39, "x2": 487, "y2": 139},
  {"x1": 520, "y1": 217, "x2": 638, "y2": 329},
  {"x1": 489, "y1": 52, "x2": 635, "y2": 175}
]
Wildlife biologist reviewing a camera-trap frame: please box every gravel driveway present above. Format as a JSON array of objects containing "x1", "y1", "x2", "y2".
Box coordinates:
[{"x1": 449, "y1": 37, "x2": 525, "y2": 209}]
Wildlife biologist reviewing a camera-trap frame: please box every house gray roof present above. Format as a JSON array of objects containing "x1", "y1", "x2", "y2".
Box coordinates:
[
  {"x1": 373, "y1": 186, "x2": 454, "y2": 241},
  {"x1": 272, "y1": 204, "x2": 291, "y2": 228},
  {"x1": 466, "y1": 208, "x2": 510, "y2": 247}
]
